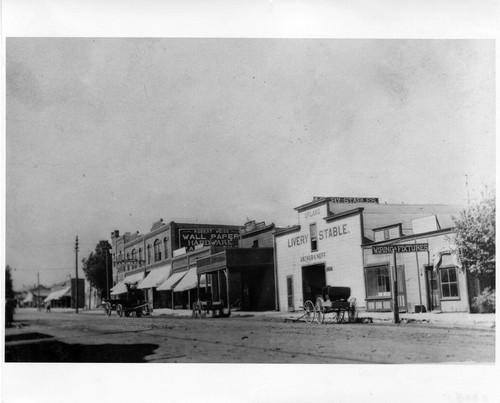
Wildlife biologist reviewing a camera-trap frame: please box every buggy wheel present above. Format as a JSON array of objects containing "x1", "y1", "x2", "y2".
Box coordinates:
[
  {"x1": 315, "y1": 305, "x2": 325, "y2": 324},
  {"x1": 304, "y1": 300, "x2": 315, "y2": 324},
  {"x1": 104, "y1": 303, "x2": 111, "y2": 317},
  {"x1": 348, "y1": 298, "x2": 358, "y2": 323},
  {"x1": 116, "y1": 304, "x2": 124, "y2": 317},
  {"x1": 315, "y1": 298, "x2": 325, "y2": 324}
]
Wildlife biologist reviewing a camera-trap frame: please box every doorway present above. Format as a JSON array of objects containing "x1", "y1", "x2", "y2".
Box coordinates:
[
  {"x1": 425, "y1": 266, "x2": 441, "y2": 312},
  {"x1": 302, "y1": 264, "x2": 326, "y2": 303}
]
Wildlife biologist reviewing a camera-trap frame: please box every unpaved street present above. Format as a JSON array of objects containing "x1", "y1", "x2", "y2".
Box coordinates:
[{"x1": 5, "y1": 309, "x2": 495, "y2": 363}]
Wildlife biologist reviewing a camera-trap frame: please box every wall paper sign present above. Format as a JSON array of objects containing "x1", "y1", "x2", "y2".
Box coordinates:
[
  {"x1": 372, "y1": 244, "x2": 429, "y2": 254},
  {"x1": 331, "y1": 197, "x2": 379, "y2": 203},
  {"x1": 179, "y1": 228, "x2": 240, "y2": 251}
]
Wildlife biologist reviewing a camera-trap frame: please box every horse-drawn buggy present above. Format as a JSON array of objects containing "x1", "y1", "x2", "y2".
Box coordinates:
[
  {"x1": 192, "y1": 292, "x2": 229, "y2": 318},
  {"x1": 302, "y1": 286, "x2": 358, "y2": 324},
  {"x1": 102, "y1": 285, "x2": 153, "y2": 318}
]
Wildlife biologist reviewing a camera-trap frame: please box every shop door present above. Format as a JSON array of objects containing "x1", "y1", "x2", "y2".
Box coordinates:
[
  {"x1": 302, "y1": 264, "x2": 326, "y2": 304},
  {"x1": 286, "y1": 276, "x2": 294, "y2": 311},
  {"x1": 425, "y1": 266, "x2": 441, "y2": 311}
]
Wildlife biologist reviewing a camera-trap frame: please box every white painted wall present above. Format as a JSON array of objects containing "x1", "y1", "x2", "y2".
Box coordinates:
[{"x1": 275, "y1": 203, "x2": 365, "y2": 311}]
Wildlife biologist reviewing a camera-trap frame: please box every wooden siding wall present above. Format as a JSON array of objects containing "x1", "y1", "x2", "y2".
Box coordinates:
[{"x1": 363, "y1": 233, "x2": 469, "y2": 313}]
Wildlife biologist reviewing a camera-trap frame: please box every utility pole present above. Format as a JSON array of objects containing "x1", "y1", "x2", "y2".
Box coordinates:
[
  {"x1": 393, "y1": 250, "x2": 400, "y2": 324},
  {"x1": 75, "y1": 236, "x2": 79, "y2": 314}
]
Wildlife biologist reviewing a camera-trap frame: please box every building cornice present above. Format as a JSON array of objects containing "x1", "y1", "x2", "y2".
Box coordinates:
[
  {"x1": 273, "y1": 225, "x2": 301, "y2": 237},
  {"x1": 323, "y1": 208, "x2": 364, "y2": 222},
  {"x1": 294, "y1": 198, "x2": 330, "y2": 213}
]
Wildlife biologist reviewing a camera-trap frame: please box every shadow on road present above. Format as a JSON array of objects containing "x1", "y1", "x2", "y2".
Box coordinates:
[{"x1": 5, "y1": 337, "x2": 159, "y2": 363}]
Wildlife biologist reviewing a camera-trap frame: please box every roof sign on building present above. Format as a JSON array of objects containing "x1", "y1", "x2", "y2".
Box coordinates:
[{"x1": 317, "y1": 197, "x2": 379, "y2": 204}]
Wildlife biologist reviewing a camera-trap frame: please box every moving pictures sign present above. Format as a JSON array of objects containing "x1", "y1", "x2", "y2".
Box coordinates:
[{"x1": 179, "y1": 228, "x2": 240, "y2": 251}]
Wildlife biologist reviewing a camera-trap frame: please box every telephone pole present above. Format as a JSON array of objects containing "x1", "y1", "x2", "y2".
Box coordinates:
[
  {"x1": 75, "y1": 236, "x2": 79, "y2": 314},
  {"x1": 393, "y1": 250, "x2": 400, "y2": 324},
  {"x1": 105, "y1": 245, "x2": 110, "y2": 299}
]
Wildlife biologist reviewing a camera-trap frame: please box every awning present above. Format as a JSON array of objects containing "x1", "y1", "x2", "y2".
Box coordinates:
[
  {"x1": 138, "y1": 265, "x2": 171, "y2": 289},
  {"x1": 23, "y1": 293, "x2": 33, "y2": 303},
  {"x1": 44, "y1": 286, "x2": 71, "y2": 302},
  {"x1": 123, "y1": 271, "x2": 145, "y2": 284},
  {"x1": 433, "y1": 248, "x2": 461, "y2": 269},
  {"x1": 173, "y1": 268, "x2": 206, "y2": 292},
  {"x1": 156, "y1": 271, "x2": 187, "y2": 291},
  {"x1": 110, "y1": 281, "x2": 128, "y2": 295}
]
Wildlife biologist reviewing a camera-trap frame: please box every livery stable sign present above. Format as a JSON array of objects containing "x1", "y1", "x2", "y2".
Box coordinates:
[{"x1": 372, "y1": 244, "x2": 429, "y2": 254}]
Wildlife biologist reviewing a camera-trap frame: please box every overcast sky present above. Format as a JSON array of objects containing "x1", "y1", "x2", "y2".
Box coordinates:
[{"x1": 6, "y1": 38, "x2": 495, "y2": 288}]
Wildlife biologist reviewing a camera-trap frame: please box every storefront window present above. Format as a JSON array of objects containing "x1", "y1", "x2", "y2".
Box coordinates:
[
  {"x1": 365, "y1": 266, "x2": 391, "y2": 297},
  {"x1": 154, "y1": 239, "x2": 161, "y2": 262},
  {"x1": 440, "y1": 267, "x2": 459, "y2": 298}
]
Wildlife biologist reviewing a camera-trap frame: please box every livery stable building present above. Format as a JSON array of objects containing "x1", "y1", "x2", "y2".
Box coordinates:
[{"x1": 274, "y1": 197, "x2": 483, "y2": 314}]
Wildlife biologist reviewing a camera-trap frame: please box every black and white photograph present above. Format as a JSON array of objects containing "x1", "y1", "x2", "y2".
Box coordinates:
[{"x1": 2, "y1": 1, "x2": 498, "y2": 402}]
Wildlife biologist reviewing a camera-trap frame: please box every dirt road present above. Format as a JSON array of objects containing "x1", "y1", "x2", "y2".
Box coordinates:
[{"x1": 5, "y1": 309, "x2": 495, "y2": 363}]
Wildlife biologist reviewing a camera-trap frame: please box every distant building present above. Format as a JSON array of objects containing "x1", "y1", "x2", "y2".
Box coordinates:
[
  {"x1": 20, "y1": 285, "x2": 51, "y2": 308},
  {"x1": 44, "y1": 277, "x2": 85, "y2": 309},
  {"x1": 274, "y1": 197, "x2": 482, "y2": 314}
]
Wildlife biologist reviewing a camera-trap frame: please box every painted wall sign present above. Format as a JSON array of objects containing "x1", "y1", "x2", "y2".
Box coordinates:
[
  {"x1": 304, "y1": 208, "x2": 321, "y2": 219},
  {"x1": 179, "y1": 229, "x2": 240, "y2": 251},
  {"x1": 326, "y1": 266, "x2": 333, "y2": 272},
  {"x1": 318, "y1": 224, "x2": 349, "y2": 240},
  {"x1": 288, "y1": 234, "x2": 309, "y2": 248},
  {"x1": 331, "y1": 197, "x2": 379, "y2": 204},
  {"x1": 372, "y1": 244, "x2": 429, "y2": 254},
  {"x1": 300, "y1": 252, "x2": 326, "y2": 263}
]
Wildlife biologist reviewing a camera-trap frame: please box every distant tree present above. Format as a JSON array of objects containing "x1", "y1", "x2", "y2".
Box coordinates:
[
  {"x1": 5, "y1": 265, "x2": 16, "y2": 326},
  {"x1": 5, "y1": 265, "x2": 14, "y2": 299},
  {"x1": 452, "y1": 192, "x2": 495, "y2": 281},
  {"x1": 82, "y1": 240, "x2": 113, "y2": 298}
]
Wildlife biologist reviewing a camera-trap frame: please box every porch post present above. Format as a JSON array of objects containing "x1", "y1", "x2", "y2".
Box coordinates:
[{"x1": 224, "y1": 269, "x2": 231, "y2": 316}]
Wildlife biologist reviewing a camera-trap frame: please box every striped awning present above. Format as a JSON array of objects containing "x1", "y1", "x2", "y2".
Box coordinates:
[
  {"x1": 138, "y1": 265, "x2": 171, "y2": 289},
  {"x1": 173, "y1": 268, "x2": 206, "y2": 292},
  {"x1": 156, "y1": 271, "x2": 187, "y2": 291},
  {"x1": 110, "y1": 281, "x2": 128, "y2": 295},
  {"x1": 123, "y1": 271, "x2": 145, "y2": 284}
]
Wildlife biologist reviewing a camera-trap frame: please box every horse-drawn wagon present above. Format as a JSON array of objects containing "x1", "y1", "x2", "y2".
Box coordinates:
[{"x1": 102, "y1": 285, "x2": 152, "y2": 318}]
